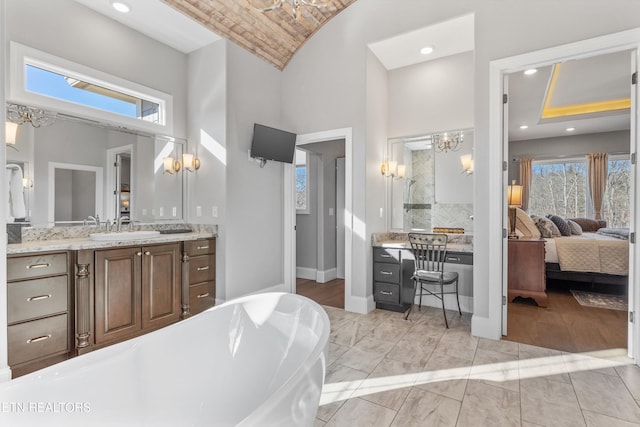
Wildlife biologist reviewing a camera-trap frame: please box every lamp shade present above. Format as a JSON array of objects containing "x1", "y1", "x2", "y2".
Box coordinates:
[
  {"x1": 508, "y1": 182, "x2": 523, "y2": 207},
  {"x1": 460, "y1": 154, "x2": 473, "y2": 174},
  {"x1": 5, "y1": 122, "x2": 18, "y2": 145}
]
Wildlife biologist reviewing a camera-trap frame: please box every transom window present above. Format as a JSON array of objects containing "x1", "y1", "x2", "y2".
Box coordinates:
[{"x1": 529, "y1": 156, "x2": 630, "y2": 227}]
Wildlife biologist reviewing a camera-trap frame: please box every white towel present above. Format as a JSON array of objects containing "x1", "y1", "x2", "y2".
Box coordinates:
[{"x1": 6, "y1": 164, "x2": 26, "y2": 220}]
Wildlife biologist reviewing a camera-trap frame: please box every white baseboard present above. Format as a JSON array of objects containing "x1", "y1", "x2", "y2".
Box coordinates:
[
  {"x1": 412, "y1": 294, "x2": 473, "y2": 314},
  {"x1": 471, "y1": 314, "x2": 502, "y2": 340},
  {"x1": 0, "y1": 366, "x2": 12, "y2": 383},
  {"x1": 345, "y1": 294, "x2": 375, "y2": 314},
  {"x1": 296, "y1": 267, "x2": 316, "y2": 280},
  {"x1": 316, "y1": 268, "x2": 337, "y2": 283}
]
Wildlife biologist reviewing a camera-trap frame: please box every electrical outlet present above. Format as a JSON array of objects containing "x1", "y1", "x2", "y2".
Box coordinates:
[
  {"x1": 196, "y1": 206, "x2": 202, "y2": 217},
  {"x1": 212, "y1": 206, "x2": 218, "y2": 218},
  {"x1": 379, "y1": 207, "x2": 384, "y2": 218},
  {"x1": 172, "y1": 206, "x2": 177, "y2": 217},
  {"x1": 159, "y1": 207, "x2": 164, "y2": 217}
]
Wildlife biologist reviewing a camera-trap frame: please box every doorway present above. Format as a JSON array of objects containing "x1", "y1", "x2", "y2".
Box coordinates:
[{"x1": 488, "y1": 29, "x2": 640, "y2": 363}]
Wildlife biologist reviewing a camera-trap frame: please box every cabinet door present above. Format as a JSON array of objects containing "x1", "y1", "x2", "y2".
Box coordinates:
[
  {"x1": 142, "y1": 243, "x2": 181, "y2": 330},
  {"x1": 95, "y1": 247, "x2": 142, "y2": 344}
]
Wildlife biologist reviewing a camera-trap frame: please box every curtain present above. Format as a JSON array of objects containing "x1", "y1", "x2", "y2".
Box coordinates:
[
  {"x1": 519, "y1": 156, "x2": 532, "y2": 212},
  {"x1": 588, "y1": 152, "x2": 608, "y2": 220}
]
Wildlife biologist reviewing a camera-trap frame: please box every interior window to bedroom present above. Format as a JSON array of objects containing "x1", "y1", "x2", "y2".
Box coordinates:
[
  {"x1": 528, "y1": 157, "x2": 630, "y2": 227},
  {"x1": 296, "y1": 149, "x2": 309, "y2": 213}
]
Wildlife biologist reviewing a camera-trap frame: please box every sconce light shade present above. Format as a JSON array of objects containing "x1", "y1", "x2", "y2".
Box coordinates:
[
  {"x1": 460, "y1": 154, "x2": 473, "y2": 174},
  {"x1": 5, "y1": 122, "x2": 18, "y2": 145},
  {"x1": 163, "y1": 156, "x2": 181, "y2": 174},
  {"x1": 182, "y1": 153, "x2": 200, "y2": 172},
  {"x1": 396, "y1": 164, "x2": 406, "y2": 179}
]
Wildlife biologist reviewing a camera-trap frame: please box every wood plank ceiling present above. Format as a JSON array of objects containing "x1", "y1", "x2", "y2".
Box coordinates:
[{"x1": 162, "y1": 0, "x2": 357, "y2": 70}]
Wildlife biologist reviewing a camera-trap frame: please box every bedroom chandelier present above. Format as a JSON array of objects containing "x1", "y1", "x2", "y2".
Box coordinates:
[
  {"x1": 433, "y1": 131, "x2": 463, "y2": 153},
  {"x1": 6, "y1": 103, "x2": 56, "y2": 128},
  {"x1": 250, "y1": 0, "x2": 328, "y2": 22}
]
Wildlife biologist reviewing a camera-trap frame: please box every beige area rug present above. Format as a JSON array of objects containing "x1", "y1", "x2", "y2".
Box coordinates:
[{"x1": 570, "y1": 289, "x2": 628, "y2": 311}]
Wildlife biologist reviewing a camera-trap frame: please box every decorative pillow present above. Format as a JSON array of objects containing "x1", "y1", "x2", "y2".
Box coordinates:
[
  {"x1": 515, "y1": 208, "x2": 541, "y2": 238},
  {"x1": 568, "y1": 217, "x2": 607, "y2": 232},
  {"x1": 547, "y1": 214, "x2": 572, "y2": 236},
  {"x1": 531, "y1": 215, "x2": 561, "y2": 238},
  {"x1": 567, "y1": 219, "x2": 582, "y2": 235}
]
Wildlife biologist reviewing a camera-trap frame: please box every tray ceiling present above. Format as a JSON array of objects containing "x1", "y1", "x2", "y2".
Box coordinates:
[{"x1": 162, "y1": 0, "x2": 357, "y2": 70}]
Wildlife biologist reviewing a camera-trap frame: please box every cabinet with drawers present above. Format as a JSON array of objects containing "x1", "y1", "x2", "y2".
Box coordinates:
[
  {"x1": 182, "y1": 238, "x2": 216, "y2": 316},
  {"x1": 7, "y1": 251, "x2": 73, "y2": 377},
  {"x1": 372, "y1": 248, "x2": 414, "y2": 312}
]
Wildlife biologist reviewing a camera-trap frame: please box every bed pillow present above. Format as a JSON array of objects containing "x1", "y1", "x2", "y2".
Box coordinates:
[
  {"x1": 547, "y1": 214, "x2": 572, "y2": 236},
  {"x1": 569, "y1": 217, "x2": 607, "y2": 232},
  {"x1": 515, "y1": 208, "x2": 541, "y2": 238},
  {"x1": 567, "y1": 219, "x2": 582, "y2": 235},
  {"x1": 531, "y1": 215, "x2": 561, "y2": 238}
]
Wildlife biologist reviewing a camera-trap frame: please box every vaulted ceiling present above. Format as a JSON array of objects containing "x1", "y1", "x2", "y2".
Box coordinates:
[{"x1": 162, "y1": 0, "x2": 357, "y2": 70}]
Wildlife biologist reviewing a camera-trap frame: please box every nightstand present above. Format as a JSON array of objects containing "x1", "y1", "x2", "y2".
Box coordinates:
[{"x1": 508, "y1": 238, "x2": 547, "y2": 307}]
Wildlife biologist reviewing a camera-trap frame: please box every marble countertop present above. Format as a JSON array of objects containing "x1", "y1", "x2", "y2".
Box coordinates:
[
  {"x1": 7, "y1": 231, "x2": 216, "y2": 255},
  {"x1": 373, "y1": 240, "x2": 473, "y2": 253},
  {"x1": 371, "y1": 231, "x2": 473, "y2": 254}
]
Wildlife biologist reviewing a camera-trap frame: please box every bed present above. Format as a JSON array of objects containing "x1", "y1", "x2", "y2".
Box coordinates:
[{"x1": 515, "y1": 209, "x2": 629, "y2": 288}]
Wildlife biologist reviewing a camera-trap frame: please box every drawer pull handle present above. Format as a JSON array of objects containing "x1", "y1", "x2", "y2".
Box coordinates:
[
  {"x1": 380, "y1": 254, "x2": 392, "y2": 258},
  {"x1": 26, "y1": 263, "x2": 51, "y2": 270},
  {"x1": 27, "y1": 334, "x2": 52, "y2": 344},
  {"x1": 380, "y1": 271, "x2": 394, "y2": 276},
  {"x1": 27, "y1": 294, "x2": 52, "y2": 302},
  {"x1": 197, "y1": 292, "x2": 210, "y2": 299},
  {"x1": 196, "y1": 266, "x2": 209, "y2": 271},
  {"x1": 380, "y1": 291, "x2": 393, "y2": 296},
  {"x1": 197, "y1": 245, "x2": 209, "y2": 250},
  {"x1": 446, "y1": 257, "x2": 460, "y2": 262}
]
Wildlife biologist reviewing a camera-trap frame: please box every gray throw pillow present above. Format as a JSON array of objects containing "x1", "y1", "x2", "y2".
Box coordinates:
[
  {"x1": 567, "y1": 219, "x2": 582, "y2": 235},
  {"x1": 547, "y1": 214, "x2": 572, "y2": 236},
  {"x1": 532, "y1": 216, "x2": 561, "y2": 238}
]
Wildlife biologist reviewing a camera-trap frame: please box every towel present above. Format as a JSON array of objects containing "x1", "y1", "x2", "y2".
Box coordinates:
[{"x1": 6, "y1": 164, "x2": 26, "y2": 220}]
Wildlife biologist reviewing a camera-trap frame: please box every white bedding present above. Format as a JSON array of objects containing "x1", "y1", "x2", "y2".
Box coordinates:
[{"x1": 544, "y1": 232, "x2": 629, "y2": 275}]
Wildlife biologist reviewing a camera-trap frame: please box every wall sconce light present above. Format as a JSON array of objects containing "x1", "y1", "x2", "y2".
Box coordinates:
[
  {"x1": 381, "y1": 160, "x2": 405, "y2": 178},
  {"x1": 163, "y1": 156, "x2": 181, "y2": 174},
  {"x1": 396, "y1": 164, "x2": 406, "y2": 179},
  {"x1": 460, "y1": 154, "x2": 474, "y2": 175},
  {"x1": 507, "y1": 179, "x2": 523, "y2": 239},
  {"x1": 5, "y1": 121, "x2": 18, "y2": 146},
  {"x1": 182, "y1": 153, "x2": 200, "y2": 172},
  {"x1": 22, "y1": 177, "x2": 33, "y2": 189}
]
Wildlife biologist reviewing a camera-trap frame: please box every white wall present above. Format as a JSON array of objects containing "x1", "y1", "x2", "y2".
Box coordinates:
[
  {"x1": 281, "y1": 0, "x2": 640, "y2": 335},
  {"x1": 0, "y1": 0, "x2": 8, "y2": 381}
]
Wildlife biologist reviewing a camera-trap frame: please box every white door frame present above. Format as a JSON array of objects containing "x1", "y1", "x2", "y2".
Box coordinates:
[
  {"x1": 284, "y1": 127, "x2": 353, "y2": 308},
  {"x1": 488, "y1": 28, "x2": 640, "y2": 363}
]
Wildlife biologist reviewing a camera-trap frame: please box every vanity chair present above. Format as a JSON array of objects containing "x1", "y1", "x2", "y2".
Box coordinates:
[{"x1": 405, "y1": 233, "x2": 461, "y2": 328}]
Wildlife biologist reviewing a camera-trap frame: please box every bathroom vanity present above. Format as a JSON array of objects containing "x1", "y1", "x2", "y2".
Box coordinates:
[{"x1": 7, "y1": 228, "x2": 217, "y2": 377}]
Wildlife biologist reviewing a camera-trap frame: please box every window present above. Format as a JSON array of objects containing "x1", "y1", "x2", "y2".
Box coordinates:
[
  {"x1": 529, "y1": 156, "x2": 630, "y2": 227},
  {"x1": 9, "y1": 42, "x2": 173, "y2": 134},
  {"x1": 296, "y1": 149, "x2": 309, "y2": 213}
]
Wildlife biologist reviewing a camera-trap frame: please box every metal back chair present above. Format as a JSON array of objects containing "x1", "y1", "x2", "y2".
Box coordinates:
[{"x1": 406, "y1": 233, "x2": 461, "y2": 327}]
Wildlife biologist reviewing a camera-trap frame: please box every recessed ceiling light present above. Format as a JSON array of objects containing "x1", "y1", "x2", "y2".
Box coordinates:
[
  {"x1": 519, "y1": 125, "x2": 529, "y2": 130},
  {"x1": 566, "y1": 127, "x2": 576, "y2": 132},
  {"x1": 420, "y1": 46, "x2": 434, "y2": 55},
  {"x1": 111, "y1": 2, "x2": 130, "y2": 13},
  {"x1": 524, "y1": 69, "x2": 538, "y2": 76}
]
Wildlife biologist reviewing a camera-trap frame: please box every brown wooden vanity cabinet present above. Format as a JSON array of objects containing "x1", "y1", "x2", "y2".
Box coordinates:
[
  {"x1": 183, "y1": 238, "x2": 216, "y2": 316},
  {"x1": 94, "y1": 243, "x2": 181, "y2": 346},
  {"x1": 7, "y1": 251, "x2": 73, "y2": 377}
]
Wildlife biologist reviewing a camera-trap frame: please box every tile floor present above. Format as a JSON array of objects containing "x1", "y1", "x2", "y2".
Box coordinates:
[{"x1": 315, "y1": 305, "x2": 640, "y2": 427}]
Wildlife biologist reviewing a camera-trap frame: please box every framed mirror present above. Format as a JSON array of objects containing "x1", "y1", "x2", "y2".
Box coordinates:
[{"x1": 387, "y1": 128, "x2": 474, "y2": 232}]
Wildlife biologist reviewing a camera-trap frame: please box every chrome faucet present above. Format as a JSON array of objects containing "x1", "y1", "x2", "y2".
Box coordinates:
[
  {"x1": 117, "y1": 216, "x2": 130, "y2": 232},
  {"x1": 87, "y1": 215, "x2": 100, "y2": 227}
]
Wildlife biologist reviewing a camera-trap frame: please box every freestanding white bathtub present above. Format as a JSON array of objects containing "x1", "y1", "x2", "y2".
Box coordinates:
[{"x1": 0, "y1": 292, "x2": 329, "y2": 426}]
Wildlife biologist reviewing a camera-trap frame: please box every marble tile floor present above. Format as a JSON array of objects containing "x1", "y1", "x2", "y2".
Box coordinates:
[{"x1": 315, "y1": 305, "x2": 640, "y2": 427}]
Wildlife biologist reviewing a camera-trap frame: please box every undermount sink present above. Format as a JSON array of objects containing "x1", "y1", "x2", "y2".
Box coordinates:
[{"x1": 89, "y1": 230, "x2": 161, "y2": 241}]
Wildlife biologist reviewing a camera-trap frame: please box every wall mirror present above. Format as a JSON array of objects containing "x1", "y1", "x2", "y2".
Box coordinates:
[
  {"x1": 387, "y1": 128, "x2": 474, "y2": 232},
  {"x1": 6, "y1": 103, "x2": 185, "y2": 227}
]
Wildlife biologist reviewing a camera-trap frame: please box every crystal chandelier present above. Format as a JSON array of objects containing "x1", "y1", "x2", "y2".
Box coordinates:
[
  {"x1": 250, "y1": 0, "x2": 327, "y2": 22},
  {"x1": 433, "y1": 131, "x2": 463, "y2": 153},
  {"x1": 6, "y1": 103, "x2": 56, "y2": 128}
]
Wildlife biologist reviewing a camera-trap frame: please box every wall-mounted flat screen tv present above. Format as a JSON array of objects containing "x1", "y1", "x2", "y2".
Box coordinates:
[{"x1": 250, "y1": 123, "x2": 297, "y2": 165}]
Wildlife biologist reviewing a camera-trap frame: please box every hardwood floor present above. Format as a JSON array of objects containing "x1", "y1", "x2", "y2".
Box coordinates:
[
  {"x1": 296, "y1": 278, "x2": 344, "y2": 309},
  {"x1": 504, "y1": 282, "x2": 628, "y2": 353}
]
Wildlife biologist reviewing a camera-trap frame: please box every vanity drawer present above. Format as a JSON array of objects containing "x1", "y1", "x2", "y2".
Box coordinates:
[
  {"x1": 374, "y1": 263, "x2": 400, "y2": 283},
  {"x1": 8, "y1": 314, "x2": 69, "y2": 366},
  {"x1": 8, "y1": 276, "x2": 68, "y2": 324},
  {"x1": 444, "y1": 252, "x2": 473, "y2": 266},
  {"x1": 189, "y1": 254, "x2": 215, "y2": 284},
  {"x1": 374, "y1": 282, "x2": 400, "y2": 304},
  {"x1": 373, "y1": 248, "x2": 401, "y2": 264},
  {"x1": 8, "y1": 253, "x2": 68, "y2": 281},
  {"x1": 184, "y1": 239, "x2": 215, "y2": 257},
  {"x1": 189, "y1": 282, "x2": 215, "y2": 315}
]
